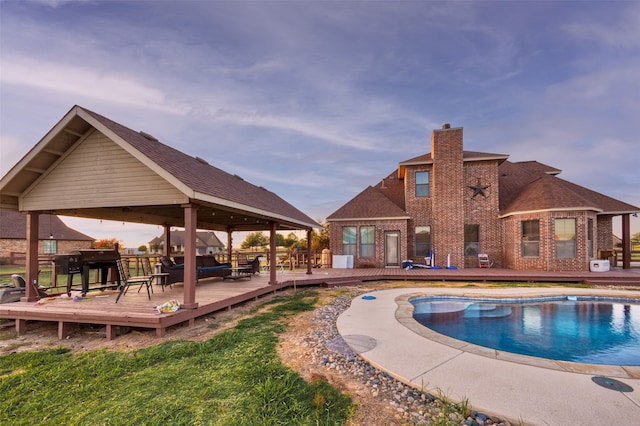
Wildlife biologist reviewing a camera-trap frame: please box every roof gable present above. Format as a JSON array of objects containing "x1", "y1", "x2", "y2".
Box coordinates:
[
  {"x1": 498, "y1": 160, "x2": 562, "y2": 211},
  {"x1": 1, "y1": 105, "x2": 318, "y2": 231},
  {"x1": 21, "y1": 129, "x2": 185, "y2": 211},
  {"x1": 327, "y1": 179, "x2": 407, "y2": 221}
]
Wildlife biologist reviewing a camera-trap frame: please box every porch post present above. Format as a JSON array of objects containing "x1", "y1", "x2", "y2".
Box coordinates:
[
  {"x1": 306, "y1": 229, "x2": 313, "y2": 275},
  {"x1": 269, "y1": 221, "x2": 277, "y2": 284},
  {"x1": 22, "y1": 212, "x2": 40, "y2": 302},
  {"x1": 182, "y1": 204, "x2": 198, "y2": 309},
  {"x1": 621, "y1": 213, "x2": 631, "y2": 269}
]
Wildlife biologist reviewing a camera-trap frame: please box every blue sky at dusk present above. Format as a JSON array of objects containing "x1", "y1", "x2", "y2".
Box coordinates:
[{"x1": 1, "y1": 1, "x2": 639, "y2": 247}]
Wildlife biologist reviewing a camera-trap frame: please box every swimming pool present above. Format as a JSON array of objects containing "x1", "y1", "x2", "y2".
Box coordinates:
[{"x1": 411, "y1": 296, "x2": 640, "y2": 365}]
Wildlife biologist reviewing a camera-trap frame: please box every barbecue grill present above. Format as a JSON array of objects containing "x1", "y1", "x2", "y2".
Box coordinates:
[{"x1": 54, "y1": 249, "x2": 120, "y2": 296}]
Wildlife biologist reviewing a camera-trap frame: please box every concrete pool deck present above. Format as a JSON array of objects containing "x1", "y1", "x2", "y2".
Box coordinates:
[{"x1": 336, "y1": 287, "x2": 640, "y2": 425}]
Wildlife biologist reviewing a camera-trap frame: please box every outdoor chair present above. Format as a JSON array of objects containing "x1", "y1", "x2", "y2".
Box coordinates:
[
  {"x1": 478, "y1": 253, "x2": 494, "y2": 268},
  {"x1": 115, "y1": 259, "x2": 153, "y2": 303},
  {"x1": 143, "y1": 257, "x2": 171, "y2": 292}
]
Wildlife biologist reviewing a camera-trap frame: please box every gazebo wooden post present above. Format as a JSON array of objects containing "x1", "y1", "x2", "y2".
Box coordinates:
[
  {"x1": 182, "y1": 204, "x2": 198, "y2": 309},
  {"x1": 227, "y1": 228, "x2": 233, "y2": 264},
  {"x1": 269, "y1": 221, "x2": 277, "y2": 284},
  {"x1": 22, "y1": 212, "x2": 40, "y2": 302},
  {"x1": 306, "y1": 229, "x2": 313, "y2": 275},
  {"x1": 163, "y1": 224, "x2": 171, "y2": 256},
  {"x1": 621, "y1": 213, "x2": 631, "y2": 269}
]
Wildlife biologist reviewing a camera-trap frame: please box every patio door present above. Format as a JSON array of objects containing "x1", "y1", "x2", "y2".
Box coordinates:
[{"x1": 384, "y1": 231, "x2": 400, "y2": 267}]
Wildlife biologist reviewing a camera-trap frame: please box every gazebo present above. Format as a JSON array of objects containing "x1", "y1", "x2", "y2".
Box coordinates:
[{"x1": 0, "y1": 105, "x2": 318, "y2": 310}]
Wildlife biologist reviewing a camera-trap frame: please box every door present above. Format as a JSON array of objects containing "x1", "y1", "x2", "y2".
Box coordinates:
[{"x1": 384, "y1": 231, "x2": 400, "y2": 267}]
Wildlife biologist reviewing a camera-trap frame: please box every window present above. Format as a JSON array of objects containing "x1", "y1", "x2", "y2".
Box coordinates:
[
  {"x1": 464, "y1": 225, "x2": 479, "y2": 257},
  {"x1": 415, "y1": 171, "x2": 430, "y2": 197},
  {"x1": 415, "y1": 226, "x2": 431, "y2": 257},
  {"x1": 555, "y1": 218, "x2": 576, "y2": 258},
  {"x1": 522, "y1": 220, "x2": 540, "y2": 257},
  {"x1": 360, "y1": 226, "x2": 375, "y2": 258},
  {"x1": 342, "y1": 226, "x2": 356, "y2": 256},
  {"x1": 43, "y1": 240, "x2": 58, "y2": 255},
  {"x1": 587, "y1": 218, "x2": 594, "y2": 258}
]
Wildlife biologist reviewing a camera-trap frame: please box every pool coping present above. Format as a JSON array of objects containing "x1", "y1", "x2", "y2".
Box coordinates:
[{"x1": 395, "y1": 290, "x2": 640, "y2": 379}]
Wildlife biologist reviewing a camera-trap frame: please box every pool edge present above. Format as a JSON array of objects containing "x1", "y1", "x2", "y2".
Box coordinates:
[{"x1": 395, "y1": 291, "x2": 640, "y2": 380}]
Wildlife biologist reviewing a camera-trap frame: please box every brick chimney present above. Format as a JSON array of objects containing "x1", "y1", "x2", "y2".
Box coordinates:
[{"x1": 431, "y1": 124, "x2": 464, "y2": 268}]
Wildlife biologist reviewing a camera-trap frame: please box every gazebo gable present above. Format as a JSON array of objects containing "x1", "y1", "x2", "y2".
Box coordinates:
[{"x1": 21, "y1": 127, "x2": 187, "y2": 212}]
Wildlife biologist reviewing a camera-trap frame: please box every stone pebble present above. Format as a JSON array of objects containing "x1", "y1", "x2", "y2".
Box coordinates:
[{"x1": 303, "y1": 291, "x2": 511, "y2": 426}]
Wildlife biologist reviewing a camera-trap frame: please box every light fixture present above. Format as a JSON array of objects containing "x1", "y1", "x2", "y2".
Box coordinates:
[{"x1": 49, "y1": 214, "x2": 53, "y2": 239}]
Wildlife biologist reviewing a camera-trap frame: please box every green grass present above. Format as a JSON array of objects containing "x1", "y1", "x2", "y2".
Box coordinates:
[{"x1": 0, "y1": 290, "x2": 353, "y2": 425}]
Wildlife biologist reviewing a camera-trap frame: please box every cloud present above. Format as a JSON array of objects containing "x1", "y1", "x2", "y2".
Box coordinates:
[
  {"x1": 563, "y1": 4, "x2": 640, "y2": 48},
  {"x1": 1, "y1": 55, "x2": 184, "y2": 115}
]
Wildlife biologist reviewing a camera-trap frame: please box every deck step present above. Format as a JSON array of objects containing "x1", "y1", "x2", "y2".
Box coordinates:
[{"x1": 322, "y1": 279, "x2": 363, "y2": 288}]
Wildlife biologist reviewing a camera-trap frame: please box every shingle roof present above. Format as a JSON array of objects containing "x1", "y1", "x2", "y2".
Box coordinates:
[
  {"x1": 400, "y1": 150, "x2": 509, "y2": 164},
  {"x1": 83, "y1": 108, "x2": 317, "y2": 227},
  {"x1": 327, "y1": 170, "x2": 407, "y2": 220},
  {"x1": 0, "y1": 210, "x2": 93, "y2": 241},
  {"x1": 498, "y1": 161, "x2": 562, "y2": 211},
  {"x1": 149, "y1": 231, "x2": 225, "y2": 249},
  {"x1": 501, "y1": 175, "x2": 640, "y2": 217}
]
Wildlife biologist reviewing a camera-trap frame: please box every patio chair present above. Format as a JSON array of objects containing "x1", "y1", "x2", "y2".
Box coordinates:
[
  {"x1": 115, "y1": 259, "x2": 152, "y2": 303},
  {"x1": 143, "y1": 257, "x2": 171, "y2": 292},
  {"x1": 478, "y1": 253, "x2": 494, "y2": 268}
]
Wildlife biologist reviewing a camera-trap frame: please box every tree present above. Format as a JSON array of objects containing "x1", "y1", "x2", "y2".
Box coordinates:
[
  {"x1": 632, "y1": 232, "x2": 640, "y2": 248},
  {"x1": 92, "y1": 238, "x2": 121, "y2": 250},
  {"x1": 311, "y1": 220, "x2": 330, "y2": 251},
  {"x1": 283, "y1": 232, "x2": 298, "y2": 248},
  {"x1": 138, "y1": 245, "x2": 148, "y2": 253},
  {"x1": 241, "y1": 232, "x2": 269, "y2": 249}
]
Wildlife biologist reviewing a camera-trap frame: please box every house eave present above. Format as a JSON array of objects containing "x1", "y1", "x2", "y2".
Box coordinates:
[
  {"x1": 327, "y1": 216, "x2": 411, "y2": 222},
  {"x1": 498, "y1": 206, "x2": 604, "y2": 219}
]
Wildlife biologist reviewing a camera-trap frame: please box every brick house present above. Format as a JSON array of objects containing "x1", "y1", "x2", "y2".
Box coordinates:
[
  {"x1": 148, "y1": 230, "x2": 225, "y2": 255},
  {"x1": 327, "y1": 124, "x2": 639, "y2": 271},
  {"x1": 0, "y1": 209, "x2": 93, "y2": 262}
]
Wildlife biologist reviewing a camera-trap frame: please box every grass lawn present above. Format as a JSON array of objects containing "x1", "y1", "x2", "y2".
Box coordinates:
[{"x1": 0, "y1": 290, "x2": 354, "y2": 425}]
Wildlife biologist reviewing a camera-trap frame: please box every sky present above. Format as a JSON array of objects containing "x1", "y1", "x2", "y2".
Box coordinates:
[{"x1": 1, "y1": 0, "x2": 639, "y2": 249}]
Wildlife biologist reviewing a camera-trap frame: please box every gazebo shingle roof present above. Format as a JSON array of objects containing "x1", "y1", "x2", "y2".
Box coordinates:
[{"x1": 84, "y1": 108, "x2": 316, "y2": 227}]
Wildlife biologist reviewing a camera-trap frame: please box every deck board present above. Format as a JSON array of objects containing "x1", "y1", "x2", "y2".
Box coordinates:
[{"x1": 2, "y1": 267, "x2": 639, "y2": 340}]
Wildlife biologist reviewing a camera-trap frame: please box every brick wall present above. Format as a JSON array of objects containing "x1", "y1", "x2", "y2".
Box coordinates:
[
  {"x1": 0, "y1": 239, "x2": 92, "y2": 262},
  {"x1": 329, "y1": 219, "x2": 407, "y2": 268},
  {"x1": 503, "y1": 211, "x2": 602, "y2": 271},
  {"x1": 430, "y1": 126, "x2": 465, "y2": 268},
  {"x1": 404, "y1": 164, "x2": 433, "y2": 262},
  {"x1": 463, "y1": 161, "x2": 502, "y2": 268}
]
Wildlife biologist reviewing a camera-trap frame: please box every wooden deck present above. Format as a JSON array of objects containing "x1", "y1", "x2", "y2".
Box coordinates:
[{"x1": 2, "y1": 266, "x2": 640, "y2": 340}]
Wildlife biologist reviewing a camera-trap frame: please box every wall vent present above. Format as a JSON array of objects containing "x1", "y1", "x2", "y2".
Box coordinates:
[{"x1": 139, "y1": 131, "x2": 158, "y2": 141}]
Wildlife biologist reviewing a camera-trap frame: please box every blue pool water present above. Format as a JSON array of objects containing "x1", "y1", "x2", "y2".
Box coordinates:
[{"x1": 411, "y1": 296, "x2": 640, "y2": 365}]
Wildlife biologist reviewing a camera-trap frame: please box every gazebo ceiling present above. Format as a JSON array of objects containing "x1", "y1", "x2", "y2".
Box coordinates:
[{"x1": 45, "y1": 203, "x2": 310, "y2": 232}]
